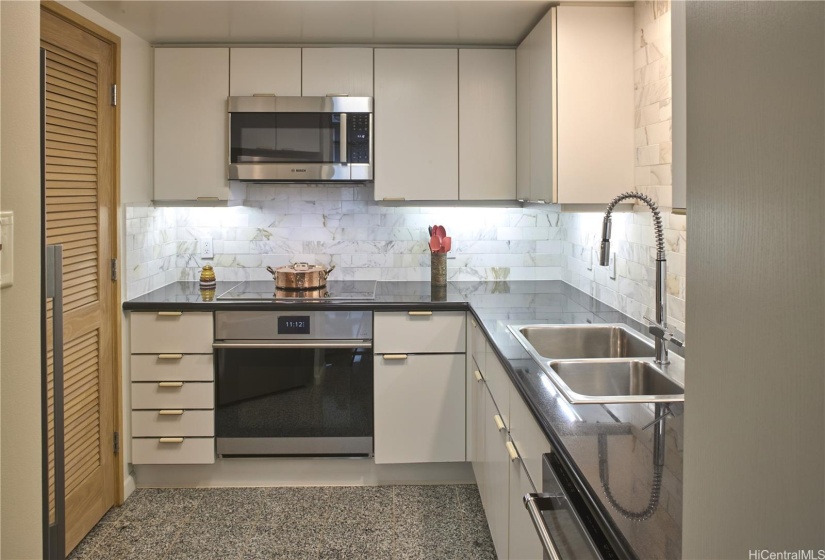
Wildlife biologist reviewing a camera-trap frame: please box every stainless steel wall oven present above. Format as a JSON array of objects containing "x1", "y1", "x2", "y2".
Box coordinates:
[{"x1": 213, "y1": 310, "x2": 373, "y2": 457}]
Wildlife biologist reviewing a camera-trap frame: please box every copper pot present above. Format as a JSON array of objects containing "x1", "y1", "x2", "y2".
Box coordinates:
[
  {"x1": 273, "y1": 287, "x2": 330, "y2": 299},
  {"x1": 266, "y1": 262, "x2": 335, "y2": 290}
]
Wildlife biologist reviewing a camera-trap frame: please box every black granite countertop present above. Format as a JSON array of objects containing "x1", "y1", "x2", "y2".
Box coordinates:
[{"x1": 124, "y1": 280, "x2": 683, "y2": 559}]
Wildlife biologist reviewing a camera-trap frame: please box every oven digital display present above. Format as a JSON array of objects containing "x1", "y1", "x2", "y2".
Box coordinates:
[{"x1": 278, "y1": 315, "x2": 310, "y2": 335}]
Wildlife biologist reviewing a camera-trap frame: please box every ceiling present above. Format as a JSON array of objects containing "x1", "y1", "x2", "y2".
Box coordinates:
[{"x1": 80, "y1": 0, "x2": 558, "y2": 46}]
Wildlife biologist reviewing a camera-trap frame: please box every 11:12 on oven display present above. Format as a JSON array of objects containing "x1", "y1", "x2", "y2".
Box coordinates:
[{"x1": 278, "y1": 315, "x2": 310, "y2": 335}]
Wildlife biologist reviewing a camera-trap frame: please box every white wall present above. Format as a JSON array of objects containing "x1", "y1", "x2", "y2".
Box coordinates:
[
  {"x1": 0, "y1": 1, "x2": 44, "y2": 557},
  {"x1": 683, "y1": 2, "x2": 824, "y2": 557},
  {"x1": 58, "y1": 0, "x2": 154, "y2": 499}
]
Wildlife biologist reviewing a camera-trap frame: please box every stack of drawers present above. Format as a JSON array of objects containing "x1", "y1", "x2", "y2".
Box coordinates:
[{"x1": 130, "y1": 311, "x2": 215, "y2": 464}]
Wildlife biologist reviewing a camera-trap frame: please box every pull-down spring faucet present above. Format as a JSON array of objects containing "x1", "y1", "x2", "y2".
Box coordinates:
[{"x1": 599, "y1": 191, "x2": 683, "y2": 364}]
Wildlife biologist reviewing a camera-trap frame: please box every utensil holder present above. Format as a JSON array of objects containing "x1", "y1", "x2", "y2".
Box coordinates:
[{"x1": 431, "y1": 253, "x2": 447, "y2": 286}]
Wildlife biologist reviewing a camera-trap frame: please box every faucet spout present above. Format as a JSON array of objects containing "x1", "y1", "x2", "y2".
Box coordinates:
[{"x1": 599, "y1": 191, "x2": 673, "y2": 364}]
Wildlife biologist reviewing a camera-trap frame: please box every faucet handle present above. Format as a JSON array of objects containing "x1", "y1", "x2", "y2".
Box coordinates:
[{"x1": 643, "y1": 316, "x2": 685, "y2": 348}]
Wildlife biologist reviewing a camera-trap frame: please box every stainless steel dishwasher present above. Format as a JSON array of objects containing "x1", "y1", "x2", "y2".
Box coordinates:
[
  {"x1": 524, "y1": 451, "x2": 628, "y2": 560},
  {"x1": 213, "y1": 310, "x2": 373, "y2": 457}
]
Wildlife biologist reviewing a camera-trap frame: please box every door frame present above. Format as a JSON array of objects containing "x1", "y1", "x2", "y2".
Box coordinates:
[{"x1": 40, "y1": 0, "x2": 124, "y2": 506}]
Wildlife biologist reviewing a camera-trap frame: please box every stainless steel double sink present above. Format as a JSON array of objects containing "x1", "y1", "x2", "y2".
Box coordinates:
[{"x1": 508, "y1": 324, "x2": 684, "y2": 405}]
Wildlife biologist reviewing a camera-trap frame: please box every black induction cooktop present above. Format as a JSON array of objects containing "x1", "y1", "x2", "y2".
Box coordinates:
[{"x1": 216, "y1": 280, "x2": 378, "y2": 301}]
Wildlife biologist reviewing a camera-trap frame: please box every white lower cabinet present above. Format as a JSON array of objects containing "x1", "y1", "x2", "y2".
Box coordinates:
[
  {"x1": 130, "y1": 311, "x2": 215, "y2": 465},
  {"x1": 374, "y1": 352, "x2": 466, "y2": 464},
  {"x1": 509, "y1": 451, "x2": 543, "y2": 560},
  {"x1": 472, "y1": 349, "x2": 553, "y2": 560},
  {"x1": 482, "y1": 387, "x2": 511, "y2": 560}
]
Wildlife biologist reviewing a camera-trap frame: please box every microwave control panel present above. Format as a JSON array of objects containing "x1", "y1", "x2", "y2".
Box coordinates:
[{"x1": 347, "y1": 113, "x2": 371, "y2": 164}]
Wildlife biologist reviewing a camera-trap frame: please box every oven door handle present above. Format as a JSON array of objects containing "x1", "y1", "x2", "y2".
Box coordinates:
[
  {"x1": 213, "y1": 340, "x2": 372, "y2": 350},
  {"x1": 524, "y1": 493, "x2": 566, "y2": 560}
]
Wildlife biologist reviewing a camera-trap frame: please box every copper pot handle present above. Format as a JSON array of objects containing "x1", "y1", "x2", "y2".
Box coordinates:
[
  {"x1": 324, "y1": 265, "x2": 336, "y2": 279},
  {"x1": 266, "y1": 266, "x2": 277, "y2": 278}
]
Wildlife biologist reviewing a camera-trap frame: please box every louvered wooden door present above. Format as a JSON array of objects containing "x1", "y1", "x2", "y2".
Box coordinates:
[{"x1": 41, "y1": 7, "x2": 116, "y2": 555}]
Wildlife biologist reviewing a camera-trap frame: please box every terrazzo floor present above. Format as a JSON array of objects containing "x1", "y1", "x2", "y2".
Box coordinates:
[{"x1": 68, "y1": 485, "x2": 498, "y2": 560}]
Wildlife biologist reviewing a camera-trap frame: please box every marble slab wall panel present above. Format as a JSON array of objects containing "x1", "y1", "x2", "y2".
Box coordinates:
[
  {"x1": 124, "y1": 185, "x2": 566, "y2": 298},
  {"x1": 634, "y1": 0, "x2": 674, "y2": 208}
]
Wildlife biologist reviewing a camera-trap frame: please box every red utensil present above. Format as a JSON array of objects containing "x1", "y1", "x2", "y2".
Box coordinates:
[
  {"x1": 429, "y1": 235, "x2": 441, "y2": 253},
  {"x1": 441, "y1": 237, "x2": 451, "y2": 253},
  {"x1": 435, "y1": 225, "x2": 446, "y2": 241}
]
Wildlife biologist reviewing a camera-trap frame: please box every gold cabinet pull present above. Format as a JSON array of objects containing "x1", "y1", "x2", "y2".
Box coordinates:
[
  {"x1": 158, "y1": 354, "x2": 183, "y2": 360},
  {"x1": 196, "y1": 196, "x2": 220, "y2": 201},
  {"x1": 158, "y1": 410, "x2": 184, "y2": 416},
  {"x1": 471, "y1": 319, "x2": 477, "y2": 328},
  {"x1": 505, "y1": 441, "x2": 519, "y2": 462},
  {"x1": 474, "y1": 370, "x2": 483, "y2": 382},
  {"x1": 407, "y1": 311, "x2": 433, "y2": 316},
  {"x1": 157, "y1": 311, "x2": 182, "y2": 317},
  {"x1": 382, "y1": 354, "x2": 408, "y2": 360},
  {"x1": 382, "y1": 197, "x2": 406, "y2": 201},
  {"x1": 159, "y1": 437, "x2": 184, "y2": 444},
  {"x1": 158, "y1": 381, "x2": 183, "y2": 388},
  {"x1": 494, "y1": 415, "x2": 506, "y2": 432}
]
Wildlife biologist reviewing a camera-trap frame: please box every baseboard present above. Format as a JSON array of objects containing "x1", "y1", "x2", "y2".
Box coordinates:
[
  {"x1": 123, "y1": 472, "x2": 137, "y2": 500},
  {"x1": 134, "y1": 459, "x2": 476, "y2": 488}
]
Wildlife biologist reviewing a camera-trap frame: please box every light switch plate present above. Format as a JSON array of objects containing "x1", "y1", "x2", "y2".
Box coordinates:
[{"x1": 1, "y1": 211, "x2": 14, "y2": 288}]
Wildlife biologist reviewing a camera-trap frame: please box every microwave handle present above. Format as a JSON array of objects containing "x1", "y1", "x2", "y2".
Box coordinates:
[
  {"x1": 339, "y1": 113, "x2": 347, "y2": 164},
  {"x1": 524, "y1": 494, "x2": 564, "y2": 560}
]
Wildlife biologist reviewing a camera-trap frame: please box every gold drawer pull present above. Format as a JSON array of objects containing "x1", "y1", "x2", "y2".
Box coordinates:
[
  {"x1": 494, "y1": 414, "x2": 506, "y2": 432},
  {"x1": 158, "y1": 410, "x2": 184, "y2": 416},
  {"x1": 471, "y1": 319, "x2": 477, "y2": 328},
  {"x1": 407, "y1": 311, "x2": 433, "y2": 316},
  {"x1": 505, "y1": 441, "x2": 519, "y2": 462},
  {"x1": 383, "y1": 354, "x2": 408, "y2": 360},
  {"x1": 158, "y1": 354, "x2": 183, "y2": 360},
  {"x1": 382, "y1": 197, "x2": 406, "y2": 201},
  {"x1": 196, "y1": 196, "x2": 220, "y2": 201},
  {"x1": 158, "y1": 382, "x2": 183, "y2": 388},
  {"x1": 157, "y1": 311, "x2": 182, "y2": 317},
  {"x1": 474, "y1": 370, "x2": 483, "y2": 382},
  {"x1": 159, "y1": 437, "x2": 184, "y2": 444}
]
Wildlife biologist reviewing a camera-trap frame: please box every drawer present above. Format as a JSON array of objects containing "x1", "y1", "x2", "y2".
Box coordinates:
[
  {"x1": 469, "y1": 316, "x2": 487, "y2": 373},
  {"x1": 484, "y1": 355, "x2": 510, "y2": 426},
  {"x1": 131, "y1": 311, "x2": 213, "y2": 354},
  {"x1": 132, "y1": 437, "x2": 215, "y2": 464},
  {"x1": 130, "y1": 354, "x2": 213, "y2": 382},
  {"x1": 374, "y1": 310, "x2": 466, "y2": 354},
  {"x1": 132, "y1": 410, "x2": 214, "y2": 437},
  {"x1": 131, "y1": 382, "x2": 214, "y2": 410}
]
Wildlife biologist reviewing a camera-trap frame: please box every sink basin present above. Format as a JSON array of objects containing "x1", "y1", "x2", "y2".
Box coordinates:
[
  {"x1": 547, "y1": 359, "x2": 684, "y2": 404},
  {"x1": 510, "y1": 324, "x2": 655, "y2": 360}
]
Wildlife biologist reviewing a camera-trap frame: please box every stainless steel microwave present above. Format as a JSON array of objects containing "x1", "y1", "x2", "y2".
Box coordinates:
[{"x1": 227, "y1": 96, "x2": 373, "y2": 182}]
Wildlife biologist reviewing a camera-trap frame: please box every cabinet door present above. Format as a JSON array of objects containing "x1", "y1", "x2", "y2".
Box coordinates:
[
  {"x1": 528, "y1": 9, "x2": 557, "y2": 204},
  {"x1": 459, "y1": 49, "x2": 516, "y2": 201},
  {"x1": 510, "y1": 388, "x2": 553, "y2": 487},
  {"x1": 302, "y1": 48, "x2": 373, "y2": 97},
  {"x1": 229, "y1": 48, "x2": 301, "y2": 96},
  {"x1": 374, "y1": 353, "x2": 466, "y2": 464},
  {"x1": 154, "y1": 48, "x2": 229, "y2": 201},
  {"x1": 509, "y1": 452, "x2": 543, "y2": 560},
  {"x1": 516, "y1": 37, "x2": 531, "y2": 202},
  {"x1": 467, "y1": 357, "x2": 485, "y2": 465},
  {"x1": 374, "y1": 49, "x2": 458, "y2": 201},
  {"x1": 472, "y1": 369, "x2": 488, "y2": 503},
  {"x1": 556, "y1": 6, "x2": 633, "y2": 204},
  {"x1": 482, "y1": 387, "x2": 510, "y2": 560}
]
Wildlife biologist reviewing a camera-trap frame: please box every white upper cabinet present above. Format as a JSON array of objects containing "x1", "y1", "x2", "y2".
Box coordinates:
[
  {"x1": 517, "y1": 6, "x2": 634, "y2": 205},
  {"x1": 154, "y1": 48, "x2": 229, "y2": 202},
  {"x1": 374, "y1": 48, "x2": 459, "y2": 201},
  {"x1": 229, "y1": 48, "x2": 301, "y2": 96},
  {"x1": 459, "y1": 49, "x2": 516, "y2": 201},
  {"x1": 301, "y1": 48, "x2": 374, "y2": 97}
]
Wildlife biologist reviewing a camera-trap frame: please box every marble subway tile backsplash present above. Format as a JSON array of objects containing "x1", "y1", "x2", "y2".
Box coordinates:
[
  {"x1": 562, "y1": 209, "x2": 686, "y2": 337},
  {"x1": 124, "y1": 186, "x2": 565, "y2": 300}
]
